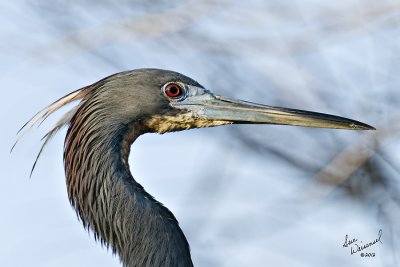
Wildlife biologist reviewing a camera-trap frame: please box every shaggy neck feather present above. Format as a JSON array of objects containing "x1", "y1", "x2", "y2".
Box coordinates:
[{"x1": 64, "y1": 116, "x2": 193, "y2": 267}]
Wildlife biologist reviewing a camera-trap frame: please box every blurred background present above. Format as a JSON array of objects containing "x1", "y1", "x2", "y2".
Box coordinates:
[{"x1": 2, "y1": 0, "x2": 399, "y2": 266}]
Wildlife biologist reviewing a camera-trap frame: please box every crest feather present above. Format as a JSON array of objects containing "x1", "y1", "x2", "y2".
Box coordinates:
[{"x1": 12, "y1": 87, "x2": 90, "y2": 176}]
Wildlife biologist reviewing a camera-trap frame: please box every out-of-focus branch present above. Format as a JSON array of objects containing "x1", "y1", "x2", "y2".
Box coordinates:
[
  {"x1": 315, "y1": 115, "x2": 400, "y2": 186},
  {"x1": 288, "y1": 113, "x2": 399, "y2": 206},
  {"x1": 27, "y1": 1, "x2": 400, "y2": 62},
  {"x1": 29, "y1": 0, "x2": 224, "y2": 59}
]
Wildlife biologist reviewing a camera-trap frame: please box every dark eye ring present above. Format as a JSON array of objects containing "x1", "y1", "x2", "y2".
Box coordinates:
[{"x1": 163, "y1": 82, "x2": 186, "y2": 100}]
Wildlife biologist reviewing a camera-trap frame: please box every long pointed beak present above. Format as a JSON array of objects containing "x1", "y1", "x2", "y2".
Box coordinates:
[{"x1": 195, "y1": 95, "x2": 374, "y2": 130}]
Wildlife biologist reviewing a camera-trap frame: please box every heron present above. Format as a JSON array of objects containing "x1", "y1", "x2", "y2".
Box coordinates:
[{"x1": 15, "y1": 69, "x2": 374, "y2": 267}]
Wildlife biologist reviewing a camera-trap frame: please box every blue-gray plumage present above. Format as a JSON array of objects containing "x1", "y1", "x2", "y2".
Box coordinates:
[{"x1": 15, "y1": 69, "x2": 374, "y2": 267}]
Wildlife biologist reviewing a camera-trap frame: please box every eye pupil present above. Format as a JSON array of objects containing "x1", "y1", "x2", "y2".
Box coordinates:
[
  {"x1": 170, "y1": 86, "x2": 178, "y2": 95},
  {"x1": 165, "y1": 83, "x2": 183, "y2": 98}
]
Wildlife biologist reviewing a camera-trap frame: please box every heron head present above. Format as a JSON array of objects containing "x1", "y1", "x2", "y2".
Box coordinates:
[
  {"x1": 14, "y1": 68, "x2": 374, "y2": 176},
  {"x1": 41, "y1": 68, "x2": 372, "y2": 134},
  {"x1": 117, "y1": 69, "x2": 375, "y2": 133}
]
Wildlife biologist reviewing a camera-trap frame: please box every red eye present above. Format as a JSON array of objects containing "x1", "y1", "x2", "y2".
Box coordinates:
[{"x1": 164, "y1": 83, "x2": 184, "y2": 98}]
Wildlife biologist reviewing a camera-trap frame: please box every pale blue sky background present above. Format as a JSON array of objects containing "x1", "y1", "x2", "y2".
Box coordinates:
[{"x1": 1, "y1": 1, "x2": 399, "y2": 266}]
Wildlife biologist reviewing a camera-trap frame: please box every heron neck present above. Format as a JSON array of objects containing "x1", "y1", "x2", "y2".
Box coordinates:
[{"x1": 64, "y1": 122, "x2": 193, "y2": 267}]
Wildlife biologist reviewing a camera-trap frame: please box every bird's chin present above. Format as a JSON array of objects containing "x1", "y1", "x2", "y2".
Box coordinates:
[{"x1": 143, "y1": 114, "x2": 232, "y2": 134}]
